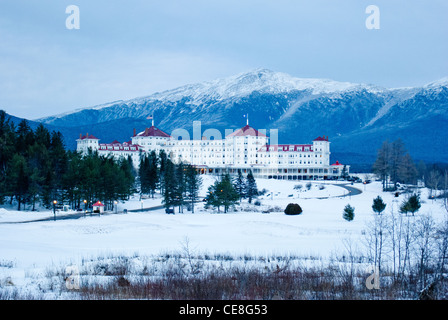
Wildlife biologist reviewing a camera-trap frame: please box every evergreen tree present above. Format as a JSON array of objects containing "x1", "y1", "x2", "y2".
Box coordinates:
[
  {"x1": 400, "y1": 194, "x2": 421, "y2": 216},
  {"x1": 0, "y1": 111, "x2": 16, "y2": 203},
  {"x1": 205, "y1": 183, "x2": 221, "y2": 212},
  {"x1": 147, "y1": 151, "x2": 159, "y2": 198},
  {"x1": 372, "y1": 196, "x2": 386, "y2": 215},
  {"x1": 174, "y1": 162, "x2": 186, "y2": 213},
  {"x1": 15, "y1": 119, "x2": 34, "y2": 157},
  {"x1": 139, "y1": 155, "x2": 150, "y2": 196},
  {"x1": 185, "y1": 164, "x2": 202, "y2": 213},
  {"x1": 343, "y1": 204, "x2": 355, "y2": 221},
  {"x1": 49, "y1": 131, "x2": 68, "y2": 199},
  {"x1": 63, "y1": 151, "x2": 83, "y2": 209},
  {"x1": 118, "y1": 156, "x2": 136, "y2": 200},
  {"x1": 216, "y1": 174, "x2": 240, "y2": 213},
  {"x1": 245, "y1": 170, "x2": 258, "y2": 204},
  {"x1": 158, "y1": 150, "x2": 168, "y2": 195},
  {"x1": 162, "y1": 159, "x2": 178, "y2": 211},
  {"x1": 234, "y1": 169, "x2": 246, "y2": 201},
  {"x1": 8, "y1": 154, "x2": 30, "y2": 210},
  {"x1": 206, "y1": 174, "x2": 239, "y2": 213}
]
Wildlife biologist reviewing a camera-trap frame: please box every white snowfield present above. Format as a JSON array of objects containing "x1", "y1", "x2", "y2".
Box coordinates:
[{"x1": 0, "y1": 176, "x2": 446, "y2": 295}]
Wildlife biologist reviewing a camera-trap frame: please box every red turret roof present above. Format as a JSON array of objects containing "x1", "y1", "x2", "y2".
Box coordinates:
[
  {"x1": 227, "y1": 125, "x2": 268, "y2": 138},
  {"x1": 92, "y1": 201, "x2": 104, "y2": 207},
  {"x1": 79, "y1": 134, "x2": 99, "y2": 140},
  {"x1": 331, "y1": 160, "x2": 343, "y2": 166},
  {"x1": 136, "y1": 126, "x2": 170, "y2": 138},
  {"x1": 313, "y1": 136, "x2": 329, "y2": 142}
]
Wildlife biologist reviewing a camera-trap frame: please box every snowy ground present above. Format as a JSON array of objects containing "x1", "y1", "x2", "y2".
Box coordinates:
[{"x1": 0, "y1": 175, "x2": 446, "y2": 298}]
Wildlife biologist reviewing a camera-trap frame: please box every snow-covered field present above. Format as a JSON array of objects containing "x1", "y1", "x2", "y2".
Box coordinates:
[{"x1": 0, "y1": 175, "x2": 446, "y2": 298}]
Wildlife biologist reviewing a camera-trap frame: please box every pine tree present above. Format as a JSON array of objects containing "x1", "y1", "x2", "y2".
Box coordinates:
[
  {"x1": 185, "y1": 164, "x2": 202, "y2": 213},
  {"x1": 8, "y1": 154, "x2": 30, "y2": 210},
  {"x1": 15, "y1": 119, "x2": 34, "y2": 157},
  {"x1": 205, "y1": 184, "x2": 220, "y2": 212},
  {"x1": 217, "y1": 173, "x2": 240, "y2": 213},
  {"x1": 372, "y1": 196, "x2": 386, "y2": 215},
  {"x1": 206, "y1": 174, "x2": 239, "y2": 213},
  {"x1": 234, "y1": 169, "x2": 246, "y2": 201},
  {"x1": 162, "y1": 159, "x2": 177, "y2": 211},
  {"x1": 158, "y1": 150, "x2": 168, "y2": 195},
  {"x1": 343, "y1": 204, "x2": 355, "y2": 221},
  {"x1": 0, "y1": 111, "x2": 16, "y2": 203},
  {"x1": 400, "y1": 194, "x2": 421, "y2": 216},
  {"x1": 175, "y1": 162, "x2": 186, "y2": 213},
  {"x1": 147, "y1": 151, "x2": 159, "y2": 198},
  {"x1": 245, "y1": 170, "x2": 258, "y2": 204},
  {"x1": 139, "y1": 155, "x2": 150, "y2": 196}
]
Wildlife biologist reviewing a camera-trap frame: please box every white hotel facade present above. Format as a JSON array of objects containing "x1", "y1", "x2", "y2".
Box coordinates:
[{"x1": 76, "y1": 120, "x2": 348, "y2": 180}]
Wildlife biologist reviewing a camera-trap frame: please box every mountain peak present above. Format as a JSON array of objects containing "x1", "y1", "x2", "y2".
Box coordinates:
[
  {"x1": 154, "y1": 68, "x2": 369, "y2": 103},
  {"x1": 424, "y1": 77, "x2": 448, "y2": 88}
]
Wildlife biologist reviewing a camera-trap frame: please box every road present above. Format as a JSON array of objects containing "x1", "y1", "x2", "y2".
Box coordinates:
[
  {"x1": 0, "y1": 187, "x2": 361, "y2": 224},
  {"x1": 338, "y1": 184, "x2": 363, "y2": 197}
]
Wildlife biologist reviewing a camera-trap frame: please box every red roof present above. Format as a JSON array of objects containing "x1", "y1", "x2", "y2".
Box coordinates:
[
  {"x1": 92, "y1": 201, "x2": 104, "y2": 207},
  {"x1": 79, "y1": 134, "x2": 99, "y2": 140},
  {"x1": 313, "y1": 136, "x2": 329, "y2": 142},
  {"x1": 331, "y1": 161, "x2": 343, "y2": 166},
  {"x1": 227, "y1": 125, "x2": 268, "y2": 138},
  {"x1": 136, "y1": 126, "x2": 170, "y2": 138}
]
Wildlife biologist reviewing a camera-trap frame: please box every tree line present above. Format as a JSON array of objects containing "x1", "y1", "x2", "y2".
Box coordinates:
[
  {"x1": 0, "y1": 111, "x2": 135, "y2": 211},
  {"x1": 204, "y1": 169, "x2": 258, "y2": 213},
  {"x1": 372, "y1": 138, "x2": 419, "y2": 191},
  {"x1": 139, "y1": 149, "x2": 259, "y2": 214},
  {"x1": 139, "y1": 150, "x2": 203, "y2": 214},
  {"x1": 0, "y1": 111, "x2": 259, "y2": 213},
  {"x1": 372, "y1": 138, "x2": 448, "y2": 195}
]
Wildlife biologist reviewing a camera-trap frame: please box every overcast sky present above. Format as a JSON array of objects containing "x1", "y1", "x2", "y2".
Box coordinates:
[{"x1": 0, "y1": 0, "x2": 447, "y2": 119}]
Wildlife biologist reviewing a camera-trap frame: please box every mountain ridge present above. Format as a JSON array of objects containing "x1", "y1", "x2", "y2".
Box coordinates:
[{"x1": 16, "y1": 69, "x2": 448, "y2": 167}]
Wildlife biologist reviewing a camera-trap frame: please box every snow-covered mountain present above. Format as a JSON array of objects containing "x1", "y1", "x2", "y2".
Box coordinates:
[{"x1": 34, "y1": 69, "x2": 448, "y2": 166}]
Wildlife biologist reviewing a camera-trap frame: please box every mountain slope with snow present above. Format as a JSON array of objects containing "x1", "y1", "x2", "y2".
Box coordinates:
[{"x1": 32, "y1": 69, "x2": 448, "y2": 165}]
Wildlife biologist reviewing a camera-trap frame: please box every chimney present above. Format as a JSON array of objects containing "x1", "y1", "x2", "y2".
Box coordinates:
[
  {"x1": 79, "y1": 133, "x2": 82, "y2": 139},
  {"x1": 133, "y1": 128, "x2": 136, "y2": 137},
  {"x1": 86, "y1": 133, "x2": 88, "y2": 138}
]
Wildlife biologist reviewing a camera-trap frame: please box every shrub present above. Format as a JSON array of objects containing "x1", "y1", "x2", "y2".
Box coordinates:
[
  {"x1": 372, "y1": 196, "x2": 386, "y2": 215},
  {"x1": 343, "y1": 204, "x2": 355, "y2": 221},
  {"x1": 400, "y1": 194, "x2": 421, "y2": 216},
  {"x1": 284, "y1": 203, "x2": 303, "y2": 215}
]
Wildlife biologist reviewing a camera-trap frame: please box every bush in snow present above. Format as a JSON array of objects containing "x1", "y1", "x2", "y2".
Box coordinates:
[
  {"x1": 343, "y1": 204, "x2": 355, "y2": 221},
  {"x1": 284, "y1": 203, "x2": 302, "y2": 215}
]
